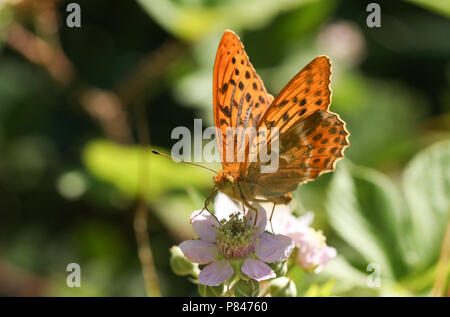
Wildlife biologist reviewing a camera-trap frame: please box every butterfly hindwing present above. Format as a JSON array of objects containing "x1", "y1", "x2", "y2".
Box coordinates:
[
  {"x1": 213, "y1": 30, "x2": 272, "y2": 167},
  {"x1": 249, "y1": 110, "x2": 349, "y2": 197}
]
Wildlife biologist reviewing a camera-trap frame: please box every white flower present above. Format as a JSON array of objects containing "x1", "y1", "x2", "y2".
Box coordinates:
[{"x1": 270, "y1": 205, "x2": 336, "y2": 273}]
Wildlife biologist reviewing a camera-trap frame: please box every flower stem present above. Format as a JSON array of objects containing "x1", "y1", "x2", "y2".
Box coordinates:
[
  {"x1": 133, "y1": 101, "x2": 161, "y2": 297},
  {"x1": 432, "y1": 214, "x2": 450, "y2": 297},
  {"x1": 224, "y1": 276, "x2": 239, "y2": 297},
  {"x1": 134, "y1": 201, "x2": 161, "y2": 296},
  {"x1": 287, "y1": 247, "x2": 299, "y2": 275}
]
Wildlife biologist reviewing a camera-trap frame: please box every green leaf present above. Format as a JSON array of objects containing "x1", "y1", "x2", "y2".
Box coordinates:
[
  {"x1": 402, "y1": 139, "x2": 450, "y2": 267},
  {"x1": 82, "y1": 139, "x2": 212, "y2": 202},
  {"x1": 405, "y1": 0, "x2": 450, "y2": 18},
  {"x1": 319, "y1": 279, "x2": 335, "y2": 296},
  {"x1": 321, "y1": 255, "x2": 375, "y2": 294},
  {"x1": 304, "y1": 283, "x2": 319, "y2": 297},
  {"x1": 325, "y1": 161, "x2": 409, "y2": 279},
  {"x1": 137, "y1": 0, "x2": 329, "y2": 41},
  {"x1": 303, "y1": 279, "x2": 334, "y2": 297}
]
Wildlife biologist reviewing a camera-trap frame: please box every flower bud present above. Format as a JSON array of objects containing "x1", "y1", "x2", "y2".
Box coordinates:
[
  {"x1": 234, "y1": 279, "x2": 260, "y2": 297},
  {"x1": 269, "y1": 277, "x2": 297, "y2": 297},
  {"x1": 269, "y1": 261, "x2": 288, "y2": 277},
  {"x1": 170, "y1": 246, "x2": 194, "y2": 276},
  {"x1": 198, "y1": 284, "x2": 225, "y2": 297}
]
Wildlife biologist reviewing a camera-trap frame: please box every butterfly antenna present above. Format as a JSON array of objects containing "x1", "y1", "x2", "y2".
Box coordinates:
[{"x1": 151, "y1": 150, "x2": 218, "y2": 174}]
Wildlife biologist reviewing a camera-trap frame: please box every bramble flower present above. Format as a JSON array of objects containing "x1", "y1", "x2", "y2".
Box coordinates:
[
  {"x1": 270, "y1": 205, "x2": 336, "y2": 273},
  {"x1": 179, "y1": 193, "x2": 294, "y2": 286}
]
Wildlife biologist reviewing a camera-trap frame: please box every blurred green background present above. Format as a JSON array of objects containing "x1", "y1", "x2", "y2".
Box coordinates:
[{"x1": 0, "y1": 0, "x2": 449, "y2": 296}]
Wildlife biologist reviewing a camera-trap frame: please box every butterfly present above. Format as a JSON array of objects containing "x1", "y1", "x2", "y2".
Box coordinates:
[{"x1": 209, "y1": 30, "x2": 349, "y2": 212}]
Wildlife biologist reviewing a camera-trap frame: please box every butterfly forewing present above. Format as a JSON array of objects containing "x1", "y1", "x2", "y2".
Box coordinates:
[
  {"x1": 259, "y1": 56, "x2": 332, "y2": 133},
  {"x1": 242, "y1": 56, "x2": 349, "y2": 194},
  {"x1": 213, "y1": 30, "x2": 272, "y2": 167}
]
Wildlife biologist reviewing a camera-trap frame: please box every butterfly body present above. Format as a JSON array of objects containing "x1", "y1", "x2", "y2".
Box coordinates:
[
  {"x1": 211, "y1": 30, "x2": 349, "y2": 208},
  {"x1": 214, "y1": 166, "x2": 293, "y2": 206},
  {"x1": 214, "y1": 168, "x2": 248, "y2": 202}
]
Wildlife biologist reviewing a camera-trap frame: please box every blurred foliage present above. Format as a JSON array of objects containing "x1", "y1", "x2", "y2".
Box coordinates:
[
  {"x1": 137, "y1": 0, "x2": 329, "y2": 41},
  {"x1": 323, "y1": 140, "x2": 449, "y2": 295},
  {"x1": 290, "y1": 140, "x2": 450, "y2": 296},
  {"x1": 405, "y1": 0, "x2": 450, "y2": 17},
  {"x1": 83, "y1": 140, "x2": 211, "y2": 200},
  {"x1": 0, "y1": 0, "x2": 449, "y2": 296}
]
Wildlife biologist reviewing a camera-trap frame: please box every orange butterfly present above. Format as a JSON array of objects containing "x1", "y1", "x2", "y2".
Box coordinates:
[{"x1": 210, "y1": 30, "x2": 349, "y2": 212}]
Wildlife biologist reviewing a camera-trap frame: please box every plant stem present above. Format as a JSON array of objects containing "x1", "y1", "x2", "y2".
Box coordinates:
[
  {"x1": 134, "y1": 200, "x2": 161, "y2": 296},
  {"x1": 432, "y1": 214, "x2": 450, "y2": 297},
  {"x1": 133, "y1": 101, "x2": 161, "y2": 297}
]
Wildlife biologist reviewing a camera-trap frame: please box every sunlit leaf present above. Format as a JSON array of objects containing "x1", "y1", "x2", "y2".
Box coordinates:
[
  {"x1": 402, "y1": 139, "x2": 450, "y2": 267},
  {"x1": 321, "y1": 255, "x2": 375, "y2": 294},
  {"x1": 405, "y1": 0, "x2": 450, "y2": 18},
  {"x1": 304, "y1": 283, "x2": 320, "y2": 297},
  {"x1": 325, "y1": 161, "x2": 409, "y2": 279},
  {"x1": 82, "y1": 139, "x2": 212, "y2": 202},
  {"x1": 137, "y1": 0, "x2": 325, "y2": 41}
]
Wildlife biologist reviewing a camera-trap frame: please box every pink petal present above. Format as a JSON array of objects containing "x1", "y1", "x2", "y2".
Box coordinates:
[
  {"x1": 198, "y1": 260, "x2": 234, "y2": 286},
  {"x1": 241, "y1": 258, "x2": 276, "y2": 281},
  {"x1": 245, "y1": 203, "x2": 267, "y2": 236},
  {"x1": 255, "y1": 233, "x2": 295, "y2": 263},
  {"x1": 179, "y1": 240, "x2": 218, "y2": 264},
  {"x1": 190, "y1": 209, "x2": 219, "y2": 243},
  {"x1": 270, "y1": 208, "x2": 314, "y2": 236},
  {"x1": 314, "y1": 246, "x2": 337, "y2": 272}
]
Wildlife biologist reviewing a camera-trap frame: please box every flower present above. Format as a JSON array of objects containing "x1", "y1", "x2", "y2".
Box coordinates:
[
  {"x1": 179, "y1": 193, "x2": 295, "y2": 286},
  {"x1": 270, "y1": 205, "x2": 336, "y2": 273}
]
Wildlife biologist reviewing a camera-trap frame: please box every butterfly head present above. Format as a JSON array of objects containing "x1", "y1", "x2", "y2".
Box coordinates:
[
  {"x1": 214, "y1": 169, "x2": 240, "y2": 184},
  {"x1": 213, "y1": 169, "x2": 243, "y2": 199},
  {"x1": 225, "y1": 174, "x2": 235, "y2": 182}
]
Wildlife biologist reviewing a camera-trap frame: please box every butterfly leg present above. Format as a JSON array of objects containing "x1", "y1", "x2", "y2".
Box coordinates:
[
  {"x1": 251, "y1": 195, "x2": 291, "y2": 231},
  {"x1": 269, "y1": 203, "x2": 276, "y2": 233},
  {"x1": 191, "y1": 187, "x2": 219, "y2": 224},
  {"x1": 236, "y1": 183, "x2": 259, "y2": 224},
  {"x1": 242, "y1": 198, "x2": 259, "y2": 225}
]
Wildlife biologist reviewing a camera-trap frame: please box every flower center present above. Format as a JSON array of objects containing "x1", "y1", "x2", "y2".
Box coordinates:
[
  {"x1": 309, "y1": 228, "x2": 326, "y2": 249},
  {"x1": 216, "y1": 212, "x2": 258, "y2": 259}
]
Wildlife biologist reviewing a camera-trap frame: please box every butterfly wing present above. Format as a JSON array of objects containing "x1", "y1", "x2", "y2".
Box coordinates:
[
  {"x1": 251, "y1": 111, "x2": 349, "y2": 197},
  {"x1": 213, "y1": 30, "x2": 272, "y2": 167},
  {"x1": 258, "y1": 56, "x2": 333, "y2": 134},
  {"x1": 244, "y1": 56, "x2": 349, "y2": 197}
]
